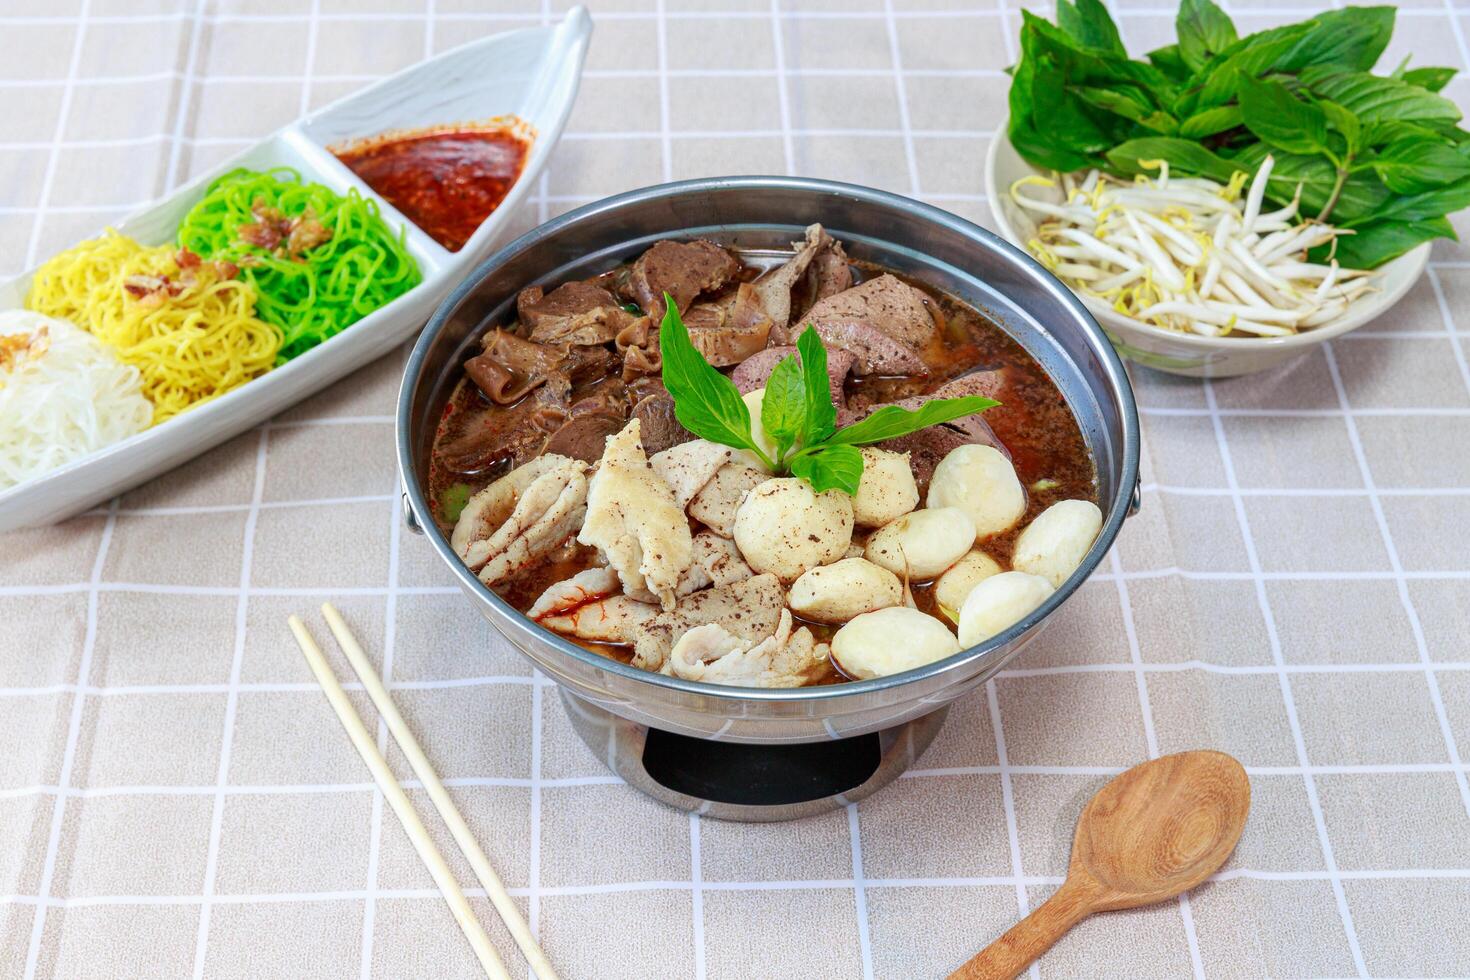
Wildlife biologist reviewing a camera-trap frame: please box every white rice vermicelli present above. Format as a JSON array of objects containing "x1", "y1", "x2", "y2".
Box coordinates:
[{"x1": 0, "y1": 310, "x2": 152, "y2": 489}]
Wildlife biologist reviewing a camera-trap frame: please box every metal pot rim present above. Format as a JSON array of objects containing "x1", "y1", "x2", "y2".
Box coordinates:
[{"x1": 396, "y1": 175, "x2": 1141, "y2": 705}]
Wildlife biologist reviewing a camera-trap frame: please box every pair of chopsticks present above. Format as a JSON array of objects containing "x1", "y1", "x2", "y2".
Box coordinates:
[{"x1": 288, "y1": 604, "x2": 557, "y2": 980}]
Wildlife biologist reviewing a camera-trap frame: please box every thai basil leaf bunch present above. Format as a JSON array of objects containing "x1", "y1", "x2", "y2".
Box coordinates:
[
  {"x1": 1010, "y1": 0, "x2": 1470, "y2": 268},
  {"x1": 657, "y1": 294, "x2": 998, "y2": 496}
]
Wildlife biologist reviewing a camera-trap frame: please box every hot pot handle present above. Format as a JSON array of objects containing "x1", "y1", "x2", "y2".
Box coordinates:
[{"x1": 401, "y1": 486, "x2": 425, "y2": 535}]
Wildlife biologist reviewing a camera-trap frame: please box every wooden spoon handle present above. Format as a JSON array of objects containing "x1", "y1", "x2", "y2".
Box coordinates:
[{"x1": 948, "y1": 876, "x2": 1101, "y2": 980}]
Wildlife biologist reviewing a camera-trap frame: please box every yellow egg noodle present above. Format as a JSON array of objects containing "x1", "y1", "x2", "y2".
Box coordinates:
[
  {"x1": 26, "y1": 230, "x2": 283, "y2": 423},
  {"x1": 0, "y1": 310, "x2": 152, "y2": 490}
]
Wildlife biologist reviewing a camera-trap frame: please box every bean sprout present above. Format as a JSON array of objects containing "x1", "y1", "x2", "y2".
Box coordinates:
[{"x1": 1014, "y1": 155, "x2": 1376, "y2": 338}]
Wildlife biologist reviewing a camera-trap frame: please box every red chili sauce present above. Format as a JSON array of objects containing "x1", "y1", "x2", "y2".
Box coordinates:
[{"x1": 335, "y1": 128, "x2": 531, "y2": 252}]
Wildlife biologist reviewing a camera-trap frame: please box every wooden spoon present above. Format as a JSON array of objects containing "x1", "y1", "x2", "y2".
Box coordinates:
[{"x1": 949, "y1": 750, "x2": 1249, "y2": 980}]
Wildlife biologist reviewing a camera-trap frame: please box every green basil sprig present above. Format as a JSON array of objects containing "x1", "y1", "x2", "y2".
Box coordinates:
[{"x1": 657, "y1": 294, "x2": 999, "y2": 495}]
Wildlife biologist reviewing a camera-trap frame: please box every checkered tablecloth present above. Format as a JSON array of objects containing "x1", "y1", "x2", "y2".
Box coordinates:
[{"x1": 3, "y1": 0, "x2": 1469, "y2": 977}]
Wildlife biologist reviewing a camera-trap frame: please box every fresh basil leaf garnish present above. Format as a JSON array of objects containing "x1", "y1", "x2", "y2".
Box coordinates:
[
  {"x1": 826, "y1": 396, "x2": 1001, "y2": 447},
  {"x1": 1238, "y1": 75, "x2": 1330, "y2": 158},
  {"x1": 658, "y1": 298, "x2": 999, "y2": 497},
  {"x1": 657, "y1": 295, "x2": 770, "y2": 467},
  {"x1": 1400, "y1": 66, "x2": 1457, "y2": 93},
  {"x1": 789, "y1": 444, "x2": 865, "y2": 496},
  {"x1": 1056, "y1": 0, "x2": 1127, "y2": 57},
  {"x1": 1176, "y1": 0, "x2": 1237, "y2": 73},
  {"x1": 1310, "y1": 216, "x2": 1456, "y2": 267},
  {"x1": 796, "y1": 326, "x2": 836, "y2": 445},
  {"x1": 760, "y1": 353, "x2": 806, "y2": 460}
]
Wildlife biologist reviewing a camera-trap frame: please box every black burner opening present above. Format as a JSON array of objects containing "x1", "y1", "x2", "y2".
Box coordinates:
[{"x1": 642, "y1": 727, "x2": 882, "y2": 806}]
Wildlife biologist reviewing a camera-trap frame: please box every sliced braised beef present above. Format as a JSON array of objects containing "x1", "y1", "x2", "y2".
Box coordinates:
[
  {"x1": 756, "y1": 224, "x2": 851, "y2": 336},
  {"x1": 543, "y1": 378, "x2": 628, "y2": 462},
  {"x1": 629, "y1": 377, "x2": 695, "y2": 455},
  {"x1": 519, "y1": 281, "x2": 640, "y2": 346},
  {"x1": 436, "y1": 383, "x2": 570, "y2": 477},
  {"x1": 682, "y1": 283, "x2": 774, "y2": 366},
  {"x1": 564, "y1": 345, "x2": 620, "y2": 387},
  {"x1": 625, "y1": 239, "x2": 741, "y2": 320},
  {"x1": 731, "y1": 344, "x2": 856, "y2": 409}
]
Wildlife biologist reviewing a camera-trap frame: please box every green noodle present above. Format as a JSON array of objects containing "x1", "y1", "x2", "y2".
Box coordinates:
[{"x1": 177, "y1": 167, "x2": 421, "y2": 362}]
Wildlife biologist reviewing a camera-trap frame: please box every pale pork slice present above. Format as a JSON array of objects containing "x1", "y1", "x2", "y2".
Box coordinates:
[
  {"x1": 450, "y1": 454, "x2": 588, "y2": 587},
  {"x1": 577, "y1": 419, "x2": 693, "y2": 611},
  {"x1": 630, "y1": 573, "x2": 785, "y2": 671},
  {"x1": 650, "y1": 439, "x2": 733, "y2": 509},
  {"x1": 530, "y1": 567, "x2": 659, "y2": 645},
  {"x1": 687, "y1": 461, "x2": 767, "y2": 538},
  {"x1": 690, "y1": 531, "x2": 754, "y2": 587},
  {"x1": 661, "y1": 609, "x2": 829, "y2": 688}
]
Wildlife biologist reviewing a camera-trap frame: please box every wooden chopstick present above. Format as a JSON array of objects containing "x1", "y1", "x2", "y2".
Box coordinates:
[
  {"x1": 320, "y1": 603, "x2": 560, "y2": 980},
  {"x1": 287, "y1": 616, "x2": 512, "y2": 980}
]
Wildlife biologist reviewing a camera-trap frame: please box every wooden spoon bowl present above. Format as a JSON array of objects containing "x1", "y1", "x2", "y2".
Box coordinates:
[{"x1": 951, "y1": 750, "x2": 1249, "y2": 980}]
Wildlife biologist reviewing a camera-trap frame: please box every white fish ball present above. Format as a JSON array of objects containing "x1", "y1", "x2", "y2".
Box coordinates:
[
  {"x1": 831, "y1": 607, "x2": 962, "y2": 679},
  {"x1": 789, "y1": 557, "x2": 903, "y2": 623},
  {"x1": 732, "y1": 478, "x2": 854, "y2": 583},
  {"x1": 927, "y1": 444, "x2": 1026, "y2": 540},
  {"x1": 933, "y1": 550, "x2": 1004, "y2": 624},
  {"x1": 864, "y1": 507, "x2": 976, "y2": 580},
  {"x1": 851, "y1": 447, "x2": 920, "y2": 527},
  {"x1": 1012, "y1": 499, "x2": 1103, "y2": 588},
  {"x1": 957, "y1": 571, "x2": 1055, "y2": 647}
]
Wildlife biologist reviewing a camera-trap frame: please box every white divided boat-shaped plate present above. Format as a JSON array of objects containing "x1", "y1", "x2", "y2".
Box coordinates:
[{"x1": 0, "y1": 7, "x2": 591, "y2": 532}]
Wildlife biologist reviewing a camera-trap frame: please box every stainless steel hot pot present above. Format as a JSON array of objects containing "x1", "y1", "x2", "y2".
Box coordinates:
[{"x1": 398, "y1": 177, "x2": 1141, "y2": 820}]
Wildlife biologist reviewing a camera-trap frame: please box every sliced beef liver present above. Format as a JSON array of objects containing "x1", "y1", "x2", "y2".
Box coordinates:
[
  {"x1": 807, "y1": 321, "x2": 925, "y2": 375},
  {"x1": 626, "y1": 239, "x2": 740, "y2": 320},
  {"x1": 802, "y1": 273, "x2": 939, "y2": 350}
]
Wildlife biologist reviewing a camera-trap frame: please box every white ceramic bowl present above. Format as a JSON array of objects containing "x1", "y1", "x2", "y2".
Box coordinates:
[
  {"x1": 984, "y1": 125, "x2": 1430, "y2": 378},
  {"x1": 0, "y1": 8, "x2": 592, "y2": 532}
]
